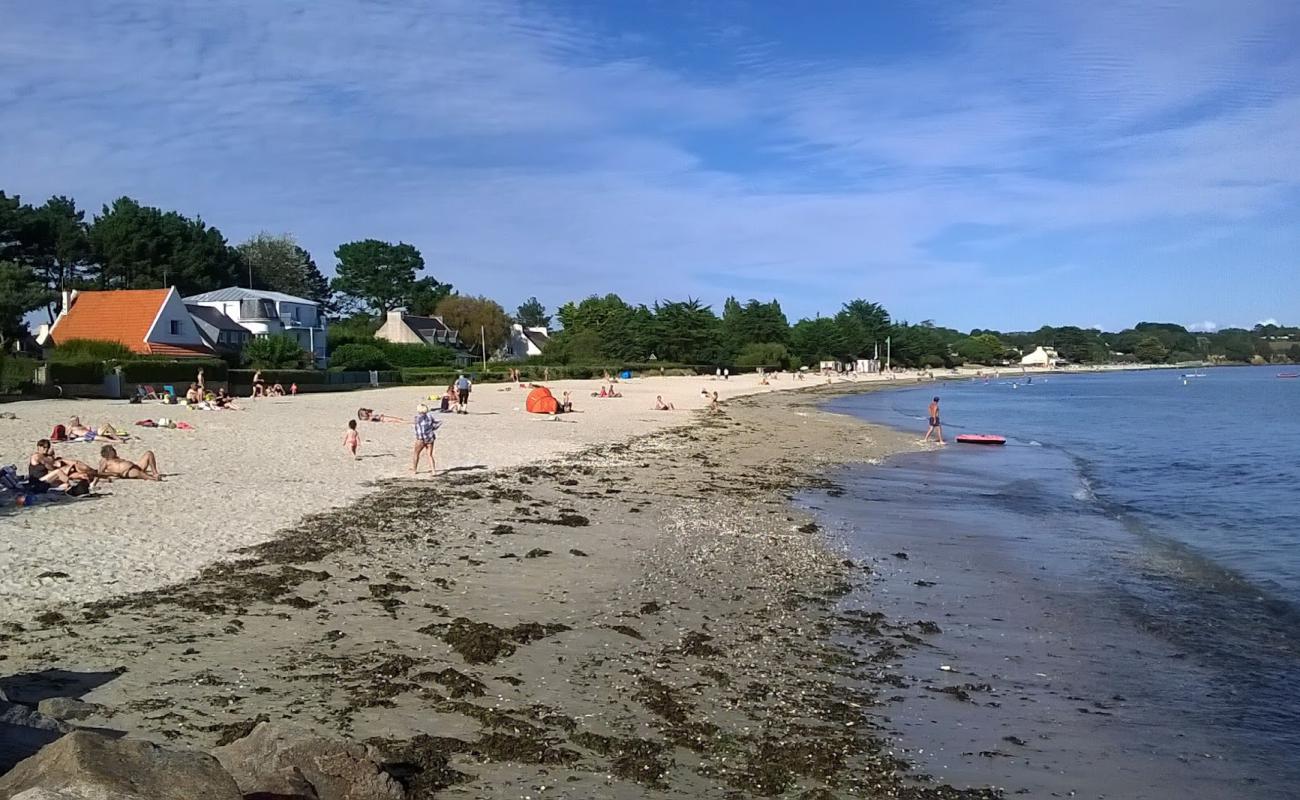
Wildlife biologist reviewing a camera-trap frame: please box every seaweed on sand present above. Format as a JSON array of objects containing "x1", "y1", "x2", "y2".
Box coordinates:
[
  {"x1": 419, "y1": 617, "x2": 570, "y2": 664},
  {"x1": 571, "y1": 730, "x2": 671, "y2": 786}
]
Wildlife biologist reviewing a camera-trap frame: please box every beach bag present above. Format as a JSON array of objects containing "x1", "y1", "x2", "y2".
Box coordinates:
[{"x1": 50, "y1": 424, "x2": 67, "y2": 442}]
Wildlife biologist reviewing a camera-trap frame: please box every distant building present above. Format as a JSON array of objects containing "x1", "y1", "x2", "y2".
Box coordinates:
[
  {"x1": 375, "y1": 309, "x2": 473, "y2": 366},
  {"x1": 48, "y1": 288, "x2": 214, "y2": 358},
  {"x1": 186, "y1": 287, "x2": 327, "y2": 367},
  {"x1": 506, "y1": 323, "x2": 550, "y2": 360},
  {"x1": 186, "y1": 304, "x2": 253, "y2": 356},
  {"x1": 1020, "y1": 346, "x2": 1060, "y2": 367},
  {"x1": 375, "y1": 309, "x2": 462, "y2": 348}
]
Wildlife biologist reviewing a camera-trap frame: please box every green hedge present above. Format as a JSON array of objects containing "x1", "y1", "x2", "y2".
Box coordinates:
[
  {"x1": 1, "y1": 356, "x2": 38, "y2": 392},
  {"x1": 400, "y1": 369, "x2": 511, "y2": 386},
  {"x1": 379, "y1": 342, "x2": 457, "y2": 368},
  {"x1": 230, "y1": 369, "x2": 327, "y2": 386},
  {"x1": 330, "y1": 344, "x2": 393, "y2": 371},
  {"x1": 49, "y1": 339, "x2": 134, "y2": 362},
  {"x1": 119, "y1": 359, "x2": 228, "y2": 384},
  {"x1": 48, "y1": 360, "x2": 105, "y2": 384}
]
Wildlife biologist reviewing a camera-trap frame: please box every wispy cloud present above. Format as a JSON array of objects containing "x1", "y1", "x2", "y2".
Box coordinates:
[{"x1": 1, "y1": 0, "x2": 1297, "y2": 328}]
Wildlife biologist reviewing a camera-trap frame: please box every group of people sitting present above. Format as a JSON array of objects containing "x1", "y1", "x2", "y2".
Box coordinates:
[
  {"x1": 9, "y1": 438, "x2": 163, "y2": 498},
  {"x1": 249, "y1": 370, "x2": 296, "y2": 399},
  {"x1": 182, "y1": 383, "x2": 242, "y2": 410}
]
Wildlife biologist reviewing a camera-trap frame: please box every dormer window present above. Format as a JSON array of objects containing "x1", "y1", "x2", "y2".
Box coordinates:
[{"x1": 170, "y1": 320, "x2": 181, "y2": 335}]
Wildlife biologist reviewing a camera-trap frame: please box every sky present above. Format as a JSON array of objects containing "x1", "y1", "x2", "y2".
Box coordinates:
[{"x1": 2, "y1": 0, "x2": 1298, "y2": 332}]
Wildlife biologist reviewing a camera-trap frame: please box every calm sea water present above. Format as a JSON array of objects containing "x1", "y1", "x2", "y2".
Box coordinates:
[{"x1": 817, "y1": 366, "x2": 1300, "y2": 798}]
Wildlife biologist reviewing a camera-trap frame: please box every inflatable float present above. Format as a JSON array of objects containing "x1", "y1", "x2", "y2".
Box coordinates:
[{"x1": 955, "y1": 434, "x2": 1006, "y2": 446}]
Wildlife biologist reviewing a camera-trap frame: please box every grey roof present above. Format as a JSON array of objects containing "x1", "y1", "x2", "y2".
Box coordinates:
[
  {"x1": 185, "y1": 287, "x2": 319, "y2": 306},
  {"x1": 186, "y1": 304, "x2": 248, "y2": 333},
  {"x1": 401, "y1": 314, "x2": 461, "y2": 345},
  {"x1": 523, "y1": 329, "x2": 551, "y2": 350}
]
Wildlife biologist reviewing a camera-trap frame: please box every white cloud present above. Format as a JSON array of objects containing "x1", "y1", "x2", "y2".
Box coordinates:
[
  {"x1": 1257, "y1": 318, "x2": 1280, "y2": 327},
  {"x1": 0, "y1": 0, "x2": 1297, "y2": 327},
  {"x1": 1189, "y1": 321, "x2": 1219, "y2": 332}
]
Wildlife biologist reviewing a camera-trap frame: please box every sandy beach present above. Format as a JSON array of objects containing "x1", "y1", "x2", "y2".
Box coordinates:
[
  {"x1": 0, "y1": 372, "x2": 826, "y2": 620},
  {"x1": 0, "y1": 375, "x2": 1011, "y2": 797}
]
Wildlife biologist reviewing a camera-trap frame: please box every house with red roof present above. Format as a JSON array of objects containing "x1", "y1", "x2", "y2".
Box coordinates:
[{"x1": 48, "y1": 288, "x2": 215, "y2": 358}]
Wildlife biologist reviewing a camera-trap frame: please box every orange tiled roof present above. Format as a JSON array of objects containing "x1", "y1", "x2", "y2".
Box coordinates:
[
  {"x1": 50, "y1": 289, "x2": 170, "y2": 354},
  {"x1": 50, "y1": 289, "x2": 211, "y2": 358},
  {"x1": 146, "y1": 342, "x2": 213, "y2": 359}
]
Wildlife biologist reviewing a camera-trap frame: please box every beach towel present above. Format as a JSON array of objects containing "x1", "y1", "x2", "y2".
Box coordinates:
[
  {"x1": 135, "y1": 419, "x2": 157, "y2": 427},
  {"x1": 175, "y1": 421, "x2": 195, "y2": 430}
]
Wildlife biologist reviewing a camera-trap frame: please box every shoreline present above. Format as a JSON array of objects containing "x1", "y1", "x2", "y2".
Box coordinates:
[{"x1": 0, "y1": 383, "x2": 1004, "y2": 797}]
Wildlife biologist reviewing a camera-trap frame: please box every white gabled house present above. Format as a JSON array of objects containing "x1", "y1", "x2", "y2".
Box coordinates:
[{"x1": 185, "y1": 287, "x2": 328, "y2": 367}]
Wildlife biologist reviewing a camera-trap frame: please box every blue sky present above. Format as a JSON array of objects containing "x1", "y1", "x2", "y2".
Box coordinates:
[{"x1": 2, "y1": 0, "x2": 1298, "y2": 332}]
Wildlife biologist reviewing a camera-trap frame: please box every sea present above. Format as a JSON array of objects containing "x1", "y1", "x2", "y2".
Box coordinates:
[{"x1": 808, "y1": 366, "x2": 1300, "y2": 799}]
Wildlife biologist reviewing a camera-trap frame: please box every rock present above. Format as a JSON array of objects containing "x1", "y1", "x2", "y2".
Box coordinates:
[
  {"x1": 214, "y1": 722, "x2": 403, "y2": 800},
  {"x1": 0, "y1": 730, "x2": 241, "y2": 800},
  {"x1": 247, "y1": 766, "x2": 320, "y2": 799},
  {"x1": 36, "y1": 698, "x2": 106, "y2": 722},
  {"x1": 1, "y1": 702, "x2": 71, "y2": 773}
]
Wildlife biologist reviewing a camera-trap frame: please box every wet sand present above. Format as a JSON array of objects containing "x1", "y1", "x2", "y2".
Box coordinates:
[{"x1": 0, "y1": 387, "x2": 999, "y2": 797}]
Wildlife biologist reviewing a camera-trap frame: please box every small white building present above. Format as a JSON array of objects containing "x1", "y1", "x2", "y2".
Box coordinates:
[
  {"x1": 1020, "y1": 346, "x2": 1060, "y2": 367},
  {"x1": 186, "y1": 288, "x2": 327, "y2": 367},
  {"x1": 506, "y1": 323, "x2": 551, "y2": 360}
]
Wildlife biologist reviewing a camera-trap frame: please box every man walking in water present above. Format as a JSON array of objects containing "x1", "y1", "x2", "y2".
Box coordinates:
[{"x1": 924, "y1": 396, "x2": 944, "y2": 444}]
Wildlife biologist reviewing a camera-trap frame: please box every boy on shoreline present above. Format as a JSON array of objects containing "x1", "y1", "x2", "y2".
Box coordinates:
[{"x1": 924, "y1": 396, "x2": 944, "y2": 444}]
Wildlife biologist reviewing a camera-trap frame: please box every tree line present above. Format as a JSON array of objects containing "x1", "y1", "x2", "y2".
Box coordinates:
[{"x1": 3, "y1": 188, "x2": 1296, "y2": 367}]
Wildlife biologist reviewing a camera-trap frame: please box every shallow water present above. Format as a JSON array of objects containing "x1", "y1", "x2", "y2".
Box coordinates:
[{"x1": 810, "y1": 366, "x2": 1300, "y2": 798}]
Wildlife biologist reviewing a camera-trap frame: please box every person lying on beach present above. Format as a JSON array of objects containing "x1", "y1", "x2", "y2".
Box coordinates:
[
  {"x1": 67, "y1": 416, "x2": 123, "y2": 442},
  {"x1": 654, "y1": 395, "x2": 675, "y2": 411},
  {"x1": 357, "y1": 408, "x2": 405, "y2": 423},
  {"x1": 97, "y1": 445, "x2": 162, "y2": 481}
]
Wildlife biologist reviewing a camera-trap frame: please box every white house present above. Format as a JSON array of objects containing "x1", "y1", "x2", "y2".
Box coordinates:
[
  {"x1": 1020, "y1": 346, "x2": 1060, "y2": 367},
  {"x1": 186, "y1": 287, "x2": 327, "y2": 367},
  {"x1": 506, "y1": 323, "x2": 550, "y2": 360}
]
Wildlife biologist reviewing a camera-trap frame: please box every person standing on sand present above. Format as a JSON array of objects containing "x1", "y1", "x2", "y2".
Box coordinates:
[
  {"x1": 344, "y1": 419, "x2": 360, "y2": 459},
  {"x1": 455, "y1": 374, "x2": 471, "y2": 414},
  {"x1": 412, "y1": 403, "x2": 440, "y2": 474},
  {"x1": 924, "y1": 396, "x2": 944, "y2": 444}
]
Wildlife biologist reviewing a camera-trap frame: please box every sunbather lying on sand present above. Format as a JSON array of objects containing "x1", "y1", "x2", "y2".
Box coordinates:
[
  {"x1": 97, "y1": 445, "x2": 162, "y2": 481},
  {"x1": 68, "y1": 416, "x2": 123, "y2": 442},
  {"x1": 357, "y1": 408, "x2": 404, "y2": 423}
]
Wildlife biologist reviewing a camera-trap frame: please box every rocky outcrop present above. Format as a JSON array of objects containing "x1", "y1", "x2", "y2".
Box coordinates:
[
  {"x1": 0, "y1": 701, "x2": 70, "y2": 774},
  {"x1": 0, "y1": 730, "x2": 241, "y2": 800},
  {"x1": 34, "y1": 698, "x2": 106, "y2": 723},
  {"x1": 213, "y1": 722, "x2": 403, "y2": 800}
]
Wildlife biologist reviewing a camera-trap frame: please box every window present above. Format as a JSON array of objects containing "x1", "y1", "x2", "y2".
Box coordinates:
[{"x1": 169, "y1": 320, "x2": 181, "y2": 335}]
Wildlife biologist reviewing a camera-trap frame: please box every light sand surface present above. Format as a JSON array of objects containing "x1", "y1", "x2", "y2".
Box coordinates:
[
  {"x1": 0, "y1": 362, "x2": 1126, "y2": 620},
  {"x1": 0, "y1": 372, "x2": 846, "y2": 620}
]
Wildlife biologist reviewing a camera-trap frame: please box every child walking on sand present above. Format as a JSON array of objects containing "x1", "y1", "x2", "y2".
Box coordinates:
[{"x1": 344, "y1": 419, "x2": 360, "y2": 459}]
